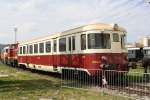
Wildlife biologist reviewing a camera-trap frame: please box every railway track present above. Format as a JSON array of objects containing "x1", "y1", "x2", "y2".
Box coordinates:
[{"x1": 106, "y1": 84, "x2": 150, "y2": 96}]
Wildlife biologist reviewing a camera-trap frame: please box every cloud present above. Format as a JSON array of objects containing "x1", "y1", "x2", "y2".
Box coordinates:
[{"x1": 0, "y1": 0, "x2": 150, "y2": 44}]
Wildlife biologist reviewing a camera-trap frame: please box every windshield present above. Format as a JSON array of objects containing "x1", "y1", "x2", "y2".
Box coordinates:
[{"x1": 88, "y1": 33, "x2": 111, "y2": 49}]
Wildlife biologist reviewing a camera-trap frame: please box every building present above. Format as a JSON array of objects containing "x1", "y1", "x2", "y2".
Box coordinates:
[{"x1": 137, "y1": 36, "x2": 150, "y2": 47}]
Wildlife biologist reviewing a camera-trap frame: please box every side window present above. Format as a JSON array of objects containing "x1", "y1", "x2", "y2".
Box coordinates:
[
  {"x1": 72, "y1": 36, "x2": 75, "y2": 50},
  {"x1": 53, "y1": 40, "x2": 57, "y2": 52},
  {"x1": 113, "y1": 33, "x2": 119, "y2": 42},
  {"x1": 46, "y1": 41, "x2": 51, "y2": 53},
  {"x1": 144, "y1": 50, "x2": 147, "y2": 54},
  {"x1": 68, "y1": 37, "x2": 71, "y2": 51},
  {"x1": 23, "y1": 46, "x2": 26, "y2": 54},
  {"x1": 148, "y1": 50, "x2": 150, "y2": 54},
  {"x1": 81, "y1": 34, "x2": 86, "y2": 50},
  {"x1": 121, "y1": 34, "x2": 126, "y2": 49},
  {"x1": 27, "y1": 45, "x2": 29, "y2": 54},
  {"x1": 39, "y1": 43, "x2": 44, "y2": 53},
  {"x1": 59, "y1": 38, "x2": 66, "y2": 52},
  {"x1": 29, "y1": 45, "x2": 33, "y2": 54},
  {"x1": 20, "y1": 47, "x2": 22, "y2": 54},
  {"x1": 34, "y1": 44, "x2": 38, "y2": 53}
]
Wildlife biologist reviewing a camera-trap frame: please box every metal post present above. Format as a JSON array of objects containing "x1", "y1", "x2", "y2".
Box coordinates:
[{"x1": 14, "y1": 27, "x2": 17, "y2": 43}]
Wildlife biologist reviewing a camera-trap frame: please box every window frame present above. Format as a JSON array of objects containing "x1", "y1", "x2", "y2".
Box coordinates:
[
  {"x1": 29, "y1": 45, "x2": 33, "y2": 54},
  {"x1": 87, "y1": 33, "x2": 111, "y2": 49},
  {"x1": 81, "y1": 34, "x2": 86, "y2": 50},
  {"x1": 23, "y1": 46, "x2": 26, "y2": 54},
  {"x1": 120, "y1": 34, "x2": 126, "y2": 49},
  {"x1": 34, "y1": 44, "x2": 38, "y2": 54},
  {"x1": 45, "y1": 41, "x2": 51, "y2": 53},
  {"x1": 53, "y1": 40, "x2": 57, "y2": 52},
  {"x1": 72, "y1": 36, "x2": 75, "y2": 51},
  {"x1": 39, "y1": 42, "x2": 44, "y2": 53},
  {"x1": 19, "y1": 47, "x2": 22, "y2": 54},
  {"x1": 113, "y1": 33, "x2": 119, "y2": 42},
  {"x1": 59, "y1": 37, "x2": 66, "y2": 52}
]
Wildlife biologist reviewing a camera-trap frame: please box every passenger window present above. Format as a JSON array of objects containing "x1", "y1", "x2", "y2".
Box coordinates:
[
  {"x1": 46, "y1": 41, "x2": 51, "y2": 53},
  {"x1": 59, "y1": 38, "x2": 66, "y2": 52},
  {"x1": 20, "y1": 47, "x2": 22, "y2": 54},
  {"x1": 34, "y1": 44, "x2": 38, "y2": 53},
  {"x1": 113, "y1": 33, "x2": 119, "y2": 42},
  {"x1": 53, "y1": 40, "x2": 57, "y2": 52},
  {"x1": 81, "y1": 34, "x2": 86, "y2": 50},
  {"x1": 72, "y1": 36, "x2": 75, "y2": 50},
  {"x1": 27, "y1": 45, "x2": 29, "y2": 54},
  {"x1": 29, "y1": 45, "x2": 33, "y2": 54},
  {"x1": 144, "y1": 50, "x2": 146, "y2": 54},
  {"x1": 39, "y1": 43, "x2": 44, "y2": 53},
  {"x1": 148, "y1": 50, "x2": 150, "y2": 54},
  {"x1": 68, "y1": 37, "x2": 71, "y2": 51},
  {"x1": 23, "y1": 46, "x2": 26, "y2": 54}
]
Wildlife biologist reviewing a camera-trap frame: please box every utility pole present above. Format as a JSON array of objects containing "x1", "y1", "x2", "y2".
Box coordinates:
[{"x1": 14, "y1": 27, "x2": 18, "y2": 43}]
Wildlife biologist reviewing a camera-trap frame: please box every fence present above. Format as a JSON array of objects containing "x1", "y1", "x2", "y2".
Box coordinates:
[{"x1": 61, "y1": 69, "x2": 150, "y2": 99}]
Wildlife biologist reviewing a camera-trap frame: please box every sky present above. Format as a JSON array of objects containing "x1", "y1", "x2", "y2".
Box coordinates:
[{"x1": 0, "y1": 0, "x2": 150, "y2": 44}]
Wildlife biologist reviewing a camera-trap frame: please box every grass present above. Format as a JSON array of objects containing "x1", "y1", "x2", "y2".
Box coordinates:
[
  {"x1": 128, "y1": 66, "x2": 144, "y2": 75},
  {"x1": 0, "y1": 63, "x2": 129, "y2": 100},
  {"x1": 127, "y1": 66, "x2": 150, "y2": 83}
]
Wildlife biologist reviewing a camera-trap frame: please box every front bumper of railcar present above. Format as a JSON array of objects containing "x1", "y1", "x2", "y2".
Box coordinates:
[{"x1": 99, "y1": 55, "x2": 129, "y2": 71}]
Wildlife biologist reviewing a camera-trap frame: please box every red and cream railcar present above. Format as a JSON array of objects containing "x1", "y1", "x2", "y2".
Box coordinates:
[{"x1": 18, "y1": 23, "x2": 128, "y2": 76}]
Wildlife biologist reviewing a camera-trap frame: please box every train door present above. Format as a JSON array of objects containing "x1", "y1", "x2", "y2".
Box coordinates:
[
  {"x1": 25, "y1": 45, "x2": 29, "y2": 67},
  {"x1": 68, "y1": 36, "x2": 72, "y2": 67},
  {"x1": 52, "y1": 39, "x2": 58, "y2": 71},
  {"x1": 111, "y1": 33, "x2": 121, "y2": 53},
  {"x1": 68, "y1": 36, "x2": 76, "y2": 67}
]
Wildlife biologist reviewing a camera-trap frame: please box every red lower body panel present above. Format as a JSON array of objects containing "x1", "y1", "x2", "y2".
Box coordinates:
[{"x1": 18, "y1": 53, "x2": 128, "y2": 75}]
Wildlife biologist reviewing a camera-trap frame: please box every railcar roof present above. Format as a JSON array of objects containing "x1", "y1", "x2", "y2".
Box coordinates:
[
  {"x1": 62, "y1": 23, "x2": 126, "y2": 34},
  {"x1": 19, "y1": 23, "x2": 127, "y2": 45}
]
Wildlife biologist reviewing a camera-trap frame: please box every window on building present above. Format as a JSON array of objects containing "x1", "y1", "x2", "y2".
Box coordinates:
[
  {"x1": 88, "y1": 33, "x2": 111, "y2": 49},
  {"x1": 72, "y1": 36, "x2": 75, "y2": 50},
  {"x1": 29, "y1": 45, "x2": 33, "y2": 54},
  {"x1": 23, "y1": 46, "x2": 26, "y2": 54},
  {"x1": 20, "y1": 47, "x2": 22, "y2": 54},
  {"x1": 53, "y1": 40, "x2": 57, "y2": 52},
  {"x1": 81, "y1": 34, "x2": 86, "y2": 50},
  {"x1": 113, "y1": 33, "x2": 119, "y2": 42},
  {"x1": 39, "y1": 43, "x2": 44, "y2": 53},
  {"x1": 34, "y1": 44, "x2": 38, "y2": 53},
  {"x1": 46, "y1": 41, "x2": 51, "y2": 53},
  {"x1": 59, "y1": 38, "x2": 66, "y2": 52}
]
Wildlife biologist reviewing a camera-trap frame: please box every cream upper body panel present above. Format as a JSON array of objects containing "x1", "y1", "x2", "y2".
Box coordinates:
[
  {"x1": 18, "y1": 23, "x2": 127, "y2": 55},
  {"x1": 19, "y1": 23, "x2": 126, "y2": 45}
]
